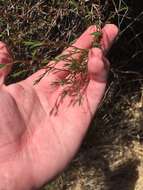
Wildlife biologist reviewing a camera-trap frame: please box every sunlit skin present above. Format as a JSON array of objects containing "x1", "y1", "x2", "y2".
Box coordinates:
[{"x1": 0, "y1": 24, "x2": 118, "y2": 190}]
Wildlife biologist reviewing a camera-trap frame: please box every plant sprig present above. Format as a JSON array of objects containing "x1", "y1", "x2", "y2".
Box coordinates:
[{"x1": 33, "y1": 28, "x2": 103, "y2": 115}]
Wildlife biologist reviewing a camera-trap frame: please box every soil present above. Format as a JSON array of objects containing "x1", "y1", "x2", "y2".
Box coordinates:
[{"x1": 0, "y1": 1, "x2": 143, "y2": 189}]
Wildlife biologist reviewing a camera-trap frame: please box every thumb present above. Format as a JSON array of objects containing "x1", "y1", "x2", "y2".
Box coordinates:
[
  {"x1": 88, "y1": 48, "x2": 110, "y2": 82},
  {"x1": 0, "y1": 42, "x2": 13, "y2": 84}
]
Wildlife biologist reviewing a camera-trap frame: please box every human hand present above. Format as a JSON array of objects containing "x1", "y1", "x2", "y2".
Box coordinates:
[{"x1": 0, "y1": 24, "x2": 118, "y2": 190}]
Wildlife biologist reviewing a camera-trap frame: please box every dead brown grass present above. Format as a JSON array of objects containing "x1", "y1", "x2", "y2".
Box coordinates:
[{"x1": 0, "y1": 0, "x2": 143, "y2": 190}]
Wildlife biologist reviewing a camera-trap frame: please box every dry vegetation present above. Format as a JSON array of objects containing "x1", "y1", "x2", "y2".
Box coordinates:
[{"x1": 0, "y1": 0, "x2": 143, "y2": 189}]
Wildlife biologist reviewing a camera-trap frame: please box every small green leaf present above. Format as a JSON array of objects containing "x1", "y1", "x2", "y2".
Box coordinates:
[
  {"x1": 11, "y1": 70, "x2": 27, "y2": 78},
  {"x1": 91, "y1": 31, "x2": 102, "y2": 38},
  {"x1": 23, "y1": 41, "x2": 44, "y2": 50},
  {"x1": 0, "y1": 64, "x2": 6, "y2": 69},
  {"x1": 69, "y1": 59, "x2": 80, "y2": 71},
  {"x1": 69, "y1": 0, "x2": 78, "y2": 8}
]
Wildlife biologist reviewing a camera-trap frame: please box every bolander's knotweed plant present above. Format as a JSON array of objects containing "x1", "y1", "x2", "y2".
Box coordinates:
[
  {"x1": 33, "y1": 0, "x2": 128, "y2": 114},
  {"x1": 0, "y1": 0, "x2": 131, "y2": 114},
  {"x1": 33, "y1": 7, "x2": 104, "y2": 114}
]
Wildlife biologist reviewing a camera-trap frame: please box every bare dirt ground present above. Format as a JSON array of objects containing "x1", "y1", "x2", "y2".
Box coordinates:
[{"x1": 0, "y1": 1, "x2": 143, "y2": 189}]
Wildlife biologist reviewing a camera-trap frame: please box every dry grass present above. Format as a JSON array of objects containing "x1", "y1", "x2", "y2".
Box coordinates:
[{"x1": 0, "y1": 0, "x2": 143, "y2": 190}]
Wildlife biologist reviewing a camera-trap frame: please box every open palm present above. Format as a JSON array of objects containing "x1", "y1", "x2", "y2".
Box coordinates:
[{"x1": 0, "y1": 24, "x2": 118, "y2": 190}]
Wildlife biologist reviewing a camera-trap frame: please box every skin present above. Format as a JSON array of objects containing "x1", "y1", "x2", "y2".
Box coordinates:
[{"x1": 0, "y1": 24, "x2": 118, "y2": 190}]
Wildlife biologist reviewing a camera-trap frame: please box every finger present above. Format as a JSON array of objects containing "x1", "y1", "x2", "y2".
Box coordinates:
[
  {"x1": 101, "y1": 24, "x2": 119, "y2": 53},
  {"x1": 85, "y1": 24, "x2": 118, "y2": 115},
  {"x1": 26, "y1": 25, "x2": 98, "y2": 84},
  {"x1": 84, "y1": 77, "x2": 107, "y2": 117},
  {"x1": 0, "y1": 42, "x2": 13, "y2": 84},
  {"x1": 88, "y1": 48, "x2": 110, "y2": 82},
  {"x1": 82, "y1": 49, "x2": 108, "y2": 117},
  {"x1": 88, "y1": 24, "x2": 118, "y2": 82}
]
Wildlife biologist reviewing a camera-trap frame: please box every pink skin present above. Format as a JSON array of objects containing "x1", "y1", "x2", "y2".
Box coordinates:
[{"x1": 0, "y1": 24, "x2": 118, "y2": 190}]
